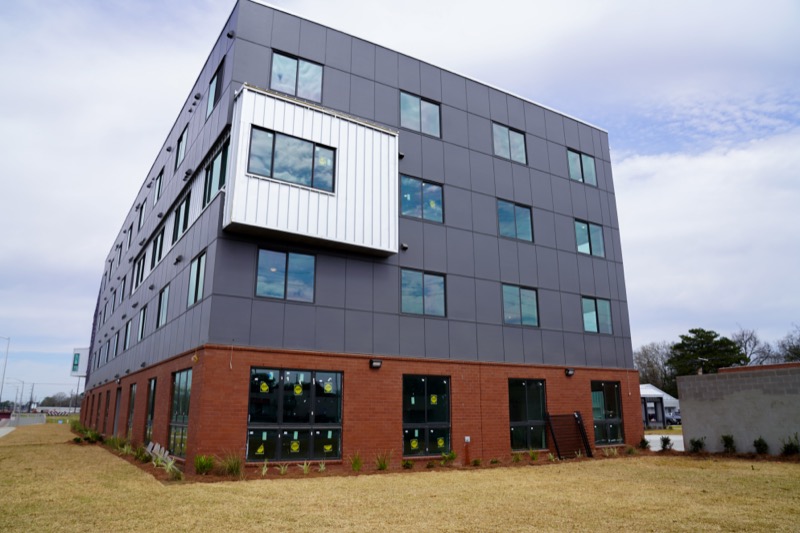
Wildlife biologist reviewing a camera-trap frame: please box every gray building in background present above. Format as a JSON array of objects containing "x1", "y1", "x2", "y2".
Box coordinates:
[{"x1": 82, "y1": 0, "x2": 639, "y2": 467}]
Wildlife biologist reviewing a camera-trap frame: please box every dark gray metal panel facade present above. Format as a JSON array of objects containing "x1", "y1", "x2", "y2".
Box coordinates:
[{"x1": 86, "y1": 0, "x2": 633, "y2": 389}]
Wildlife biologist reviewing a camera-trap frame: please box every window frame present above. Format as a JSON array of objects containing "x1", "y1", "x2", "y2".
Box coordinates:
[
  {"x1": 402, "y1": 374, "x2": 451, "y2": 457},
  {"x1": 153, "y1": 168, "x2": 163, "y2": 205},
  {"x1": 497, "y1": 199, "x2": 533, "y2": 242},
  {"x1": 187, "y1": 251, "x2": 207, "y2": 307},
  {"x1": 575, "y1": 219, "x2": 605, "y2": 257},
  {"x1": 269, "y1": 51, "x2": 323, "y2": 102},
  {"x1": 255, "y1": 249, "x2": 316, "y2": 303},
  {"x1": 591, "y1": 381, "x2": 624, "y2": 445},
  {"x1": 123, "y1": 320, "x2": 132, "y2": 351},
  {"x1": 137, "y1": 201, "x2": 147, "y2": 231},
  {"x1": 174, "y1": 125, "x2": 188, "y2": 172},
  {"x1": 246, "y1": 368, "x2": 343, "y2": 462},
  {"x1": 582, "y1": 296, "x2": 613, "y2": 334},
  {"x1": 567, "y1": 149, "x2": 598, "y2": 186},
  {"x1": 206, "y1": 58, "x2": 224, "y2": 119},
  {"x1": 501, "y1": 284, "x2": 539, "y2": 327},
  {"x1": 202, "y1": 142, "x2": 229, "y2": 207},
  {"x1": 127, "y1": 383, "x2": 137, "y2": 441},
  {"x1": 246, "y1": 126, "x2": 336, "y2": 193},
  {"x1": 400, "y1": 175, "x2": 444, "y2": 223},
  {"x1": 400, "y1": 268, "x2": 446, "y2": 317},
  {"x1": 150, "y1": 228, "x2": 165, "y2": 269},
  {"x1": 168, "y1": 369, "x2": 192, "y2": 458},
  {"x1": 492, "y1": 123, "x2": 527, "y2": 164},
  {"x1": 156, "y1": 284, "x2": 170, "y2": 329},
  {"x1": 133, "y1": 253, "x2": 146, "y2": 291},
  {"x1": 508, "y1": 379, "x2": 547, "y2": 451},
  {"x1": 145, "y1": 378, "x2": 157, "y2": 444},
  {"x1": 399, "y1": 91, "x2": 441, "y2": 138},
  {"x1": 137, "y1": 305, "x2": 147, "y2": 342},
  {"x1": 172, "y1": 193, "x2": 191, "y2": 244}
]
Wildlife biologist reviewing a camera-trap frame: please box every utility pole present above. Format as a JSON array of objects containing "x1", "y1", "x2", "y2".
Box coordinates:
[
  {"x1": 0, "y1": 336, "x2": 10, "y2": 409},
  {"x1": 29, "y1": 383, "x2": 35, "y2": 412}
]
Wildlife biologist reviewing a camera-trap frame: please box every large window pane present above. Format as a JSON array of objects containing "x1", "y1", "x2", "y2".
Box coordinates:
[
  {"x1": 312, "y1": 429, "x2": 341, "y2": 460},
  {"x1": 270, "y1": 53, "x2": 297, "y2": 95},
  {"x1": 283, "y1": 370, "x2": 311, "y2": 423},
  {"x1": 247, "y1": 429, "x2": 278, "y2": 461},
  {"x1": 400, "y1": 92, "x2": 421, "y2": 131},
  {"x1": 520, "y1": 288, "x2": 539, "y2": 327},
  {"x1": 256, "y1": 250, "x2": 286, "y2": 299},
  {"x1": 497, "y1": 200, "x2": 516, "y2": 239},
  {"x1": 314, "y1": 372, "x2": 341, "y2": 424},
  {"x1": 568, "y1": 150, "x2": 583, "y2": 182},
  {"x1": 493, "y1": 123, "x2": 510, "y2": 159},
  {"x1": 248, "y1": 128, "x2": 274, "y2": 177},
  {"x1": 257, "y1": 250, "x2": 315, "y2": 302},
  {"x1": 401, "y1": 269, "x2": 424, "y2": 314},
  {"x1": 249, "y1": 369, "x2": 279, "y2": 424},
  {"x1": 403, "y1": 374, "x2": 451, "y2": 456},
  {"x1": 582, "y1": 297, "x2": 598, "y2": 333},
  {"x1": 508, "y1": 380, "x2": 527, "y2": 422},
  {"x1": 280, "y1": 429, "x2": 311, "y2": 458},
  {"x1": 423, "y1": 273, "x2": 445, "y2": 317},
  {"x1": 515, "y1": 205, "x2": 533, "y2": 241},
  {"x1": 503, "y1": 284, "x2": 521, "y2": 325},
  {"x1": 509, "y1": 130, "x2": 526, "y2": 164},
  {"x1": 403, "y1": 427, "x2": 425, "y2": 456},
  {"x1": 597, "y1": 298, "x2": 613, "y2": 334},
  {"x1": 297, "y1": 60, "x2": 322, "y2": 101},
  {"x1": 575, "y1": 221, "x2": 591, "y2": 254},
  {"x1": 582, "y1": 153, "x2": 597, "y2": 185},
  {"x1": 589, "y1": 223, "x2": 605, "y2": 257},
  {"x1": 422, "y1": 182, "x2": 443, "y2": 222},
  {"x1": 402, "y1": 376, "x2": 426, "y2": 424},
  {"x1": 421, "y1": 100, "x2": 440, "y2": 137},
  {"x1": 313, "y1": 146, "x2": 334, "y2": 192},
  {"x1": 427, "y1": 376, "x2": 449, "y2": 423},
  {"x1": 286, "y1": 253, "x2": 315, "y2": 302},
  {"x1": 401, "y1": 175, "x2": 422, "y2": 218},
  {"x1": 273, "y1": 134, "x2": 314, "y2": 186}
]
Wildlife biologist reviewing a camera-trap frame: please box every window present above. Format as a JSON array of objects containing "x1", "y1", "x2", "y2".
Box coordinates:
[
  {"x1": 509, "y1": 379, "x2": 546, "y2": 450},
  {"x1": 203, "y1": 142, "x2": 228, "y2": 207},
  {"x1": 206, "y1": 59, "x2": 224, "y2": 118},
  {"x1": 400, "y1": 92, "x2": 440, "y2": 137},
  {"x1": 123, "y1": 320, "x2": 132, "y2": 351},
  {"x1": 567, "y1": 149, "x2": 597, "y2": 186},
  {"x1": 256, "y1": 250, "x2": 315, "y2": 302},
  {"x1": 497, "y1": 200, "x2": 532, "y2": 241},
  {"x1": 103, "y1": 340, "x2": 110, "y2": 364},
  {"x1": 575, "y1": 220, "x2": 605, "y2": 257},
  {"x1": 156, "y1": 284, "x2": 169, "y2": 329},
  {"x1": 102, "y1": 300, "x2": 109, "y2": 324},
  {"x1": 582, "y1": 297, "x2": 612, "y2": 334},
  {"x1": 175, "y1": 125, "x2": 188, "y2": 171},
  {"x1": 137, "y1": 305, "x2": 147, "y2": 342},
  {"x1": 145, "y1": 378, "x2": 156, "y2": 444},
  {"x1": 168, "y1": 369, "x2": 192, "y2": 458},
  {"x1": 502, "y1": 285, "x2": 539, "y2": 327},
  {"x1": 247, "y1": 127, "x2": 335, "y2": 193},
  {"x1": 592, "y1": 381, "x2": 623, "y2": 444},
  {"x1": 126, "y1": 224, "x2": 133, "y2": 249},
  {"x1": 133, "y1": 253, "x2": 146, "y2": 290},
  {"x1": 119, "y1": 277, "x2": 126, "y2": 305},
  {"x1": 401, "y1": 269, "x2": 445, "y2": 316},
  {"x1": 137, "y1": 201, "x2": 147, "y2": 231},
  {"x1": 111, "y1": 332, "x2": 118, "y2": 359},
  {"x1": 172, "y1": 194, "x2": 191, "y2": 244},
  {"x1": 71, "y1": 352, "x2": 80, "y2": 373},
  {"x1": 127, "y1": 383, "x2": 137, "y2": 441},
  {"x1": 188, "y1": 252, "x2": 206, "y2": 307},
  {"x1": 400, "y1": 176, "x2": 443, "y2": 222},
  {"x1": 270, "y1": 52, "x2": 322, "y2": 102},
  {"x1": 111, "y1": 289, "x2": 116, "y2": 313},
  {"x1": 493, "y1": 123, "x2": 526, "y2": 164},
  {"x1": 117, "y1": 243, "x2": 122, "y2": 266},
  {"x1": 153, "y1": 169, "x2": 163, "y2": 205},
  {"x1": 150, "y1": 228, "x2": 165, "y2": 269},
  {"x1": 402, "y1": 375, "x2": 450, "y2": 456},
  {"x1": 246, "y1": 368, "x2": 342, "y2": 461}
]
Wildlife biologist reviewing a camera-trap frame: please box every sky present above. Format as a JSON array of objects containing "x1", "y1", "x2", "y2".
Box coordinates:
[{"x1": 0, "y1": 0, "x2": 798, "y2": 402}]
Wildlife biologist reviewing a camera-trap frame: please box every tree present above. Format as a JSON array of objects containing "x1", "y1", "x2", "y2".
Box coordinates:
[
  {"x1": 731, "y1": 328, "x2": 778, "y2": 366},
  {"x1": 667, "y1": 328, "x2": 748, "y2": 376},
  {"x1": 777, "y1": 325, "x2": 800, "y2": 362},
  {"x1": 633, "y1": 341, "x2": 676, "y2": 396}
]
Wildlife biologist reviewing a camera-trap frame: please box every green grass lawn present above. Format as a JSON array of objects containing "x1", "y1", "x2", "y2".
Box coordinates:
[{"x1": 1, "y1": 424, "x2": 798, "y2": 532}]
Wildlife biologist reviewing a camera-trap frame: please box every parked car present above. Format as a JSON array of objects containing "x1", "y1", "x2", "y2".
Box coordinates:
[{"x1": 666, "y1": 413, "x2": 682, "y2": 425}]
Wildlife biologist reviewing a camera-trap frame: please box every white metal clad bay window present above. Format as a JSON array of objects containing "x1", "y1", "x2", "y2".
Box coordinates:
[{"x1": 247, "y1": 127, "x2": 335, "y2": 193}]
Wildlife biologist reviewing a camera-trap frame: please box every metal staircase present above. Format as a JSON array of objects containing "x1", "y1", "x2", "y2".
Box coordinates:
[{"x1": 545, "y1": 411, "x2": 593, "y2": 459}]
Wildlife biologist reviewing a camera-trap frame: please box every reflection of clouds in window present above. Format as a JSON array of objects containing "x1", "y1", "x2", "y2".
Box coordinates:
[
  {"x1": 401, "y1": 176, "x2": 422, "y2": 217},
  {"x1": 423, "y1": 274, "x2": 445, "y2": 316},
  {"x1": 589, "y1": 224, "x2": 604, "y2": 257},
  {"x1": 401, "y1": 270, "x2": 423, "y2": 314},
  {"x1": 248, "y1": 129, "x2": 274, "y2": 176},
  {"x1": 509, "y1": 130, "x2": 526, "y2": 164},
  {"x1": 498, "y1": 201, "x2": 516, "y2": 238},
  {"x1": 257, "y1": 250, "x2": 286, "y2": 299},
  {"x1": 503, "y1": 284, "x2": 521, "y2": 324},
  {"x1": 422, "y1": 182, "x2": 443, "y2": 222},
  {"x1": 421, "y1": 101, "x2": 440, "y2": 137},
  {"x1": 582, "y1": 297, "x2": 598, "y2": 333},
  {"x1": 515, "y1": 206, "x2": 532, "y2": 241},
  {"x1": 400, "y1": 93, "x2": 421, "y2": 131},
  {"x1": 297, "y1": 61, "x2": 322, "y2": 102},
  {"x1": 581, "y1": 154, "x2": 597, "y2": 185},
  {"x1": 314, "y1": 147, "x2": 334, "y2": 192},
  {"x1": 493, "y1": 124, "x2": 510, "y2": 159},
  {"x1": 520, "y1": 288, "x2": 538, "y2": 326},
  {"x1": 271, "y1": 54, "x2": 297, "y2": 95},
  {"x1": 568, "y1": 150, "x2": 583, "y2": 182},
  {"x1": 286, "y1": 253, "x2": 314, "y2": 302},
  {"x1": 273, "y1": 135, "x2": 314, "y2": 186},
  {"x1": 597, "y1": 299, "x2": 612, "y2": 334},
  {"x1": 575, "y1": 221, "x2": 591, "y2": 254}
]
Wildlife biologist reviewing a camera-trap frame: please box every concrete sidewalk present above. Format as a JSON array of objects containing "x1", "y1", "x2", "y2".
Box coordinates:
[
  {"x1": 645, "y1": 434, "x2": 684, "y2": 451},
  {"x1": 0, "y1": 427, "x2": 15, "y2": 439}
]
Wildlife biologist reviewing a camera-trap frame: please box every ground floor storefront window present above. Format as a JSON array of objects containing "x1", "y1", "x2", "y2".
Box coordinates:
[
  {"x1": 402, "y1": 375, "x2": 450, "y2": 456},
  {"x1": 591, "y1": 381, "x2": 623, "y2": 444}
]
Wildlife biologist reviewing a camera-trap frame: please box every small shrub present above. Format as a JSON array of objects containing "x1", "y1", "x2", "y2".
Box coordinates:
[
  {"x1": 194, "y1": 454, "x2": 215, "y2": 475},
  {"x1": 349, "y1": 451, "x2": 363, "y2": 473},
  {"x1": 277, "y1": 463, "x2": 289, "y2": 475},
  {"x1": 375, "y1": 450, "x2": 391, "y2": 471},
  {"x1": 85, "y1": 430, "x2": 101, "y2": 444},
  {"x1": 72, "y1": 437, "x2": 82, "y2": 444},
  {"x1": 426, "y1": 461, "x2": 436, "y2": 469},
  {"x1": 511, "y1": 452, "x2": 522, "y2": 463},
  {"x1": 528, "y1": 450, "x2": 539, "y2": 461},
  {"x1": 721, "y1": 434, "x2": 736, "y2": 453},
  {"x1": 659, "y1": 436, "x2": 673, "y2": 452},
  {"x1": 780, "y1": 433, "x2": 800, "y2": 456},
  {"x1": 490, "y1": 458, "x2": 501, "y2": 465},
  {"x1": 220, "y1": 452, "x2": 243, "y2": 478},
  {"x1": 69, "y1": 419, "x2": 86, "y2": 433},
  {"x1": 299, "y1": 461, "x2": 312, "y2": 475},
  {"x1": 689, "y1": 437, "x2": 706, "y2": 453},
  {"x1": 609, "y1": 447, "x2": 619, "y2": 457},
  {"x1": 134, "y1": 446, "x2": 150, "y2": 463},
  {"x1": 574, "y1": 449, "x2": 583, "y2": 459},
  {"x1": 260, "y1": 459, "x2": 270, "y2": 477},
  {"x1": 401, "y1": 459, "x2": 413, "y2": 470},
  {"x1": 105, "y1": 436, "x2": 123, "y2": 451},
  {"x1": 164, "y1": 458, "x2": 183, "y2": 481},
  {"x1": 626, "y1": 446, "x2": 637, "y2": 456},
  {"x1": 121, "y1": 443, "x2": 134, "y2": 456},
  {"x1": 547, "y1": 453, "x2": 556, "y2": 462},
  {"x1": 638, "y1": 437, "x2": 650, "y2": 450},
  {"x1": 753, "y1": 437, "x2": 769, "y2": 455},
  {"x1": 440, "y1": 450, "x2": 457, "y2": 466},
  {"x1": 317, "y1": 461, "x2": 326, "y2": 473},
  {"x1": 152, "y1": 455, "x2": 165, "y2": 468},
  {"x1": 471, "y1": 458, "x2": 482, "y2": 467}
]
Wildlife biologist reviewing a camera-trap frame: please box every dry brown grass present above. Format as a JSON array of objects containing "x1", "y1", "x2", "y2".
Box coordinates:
[{"x1": 1, "y1": 424, "x2": 799, "y2": 532}]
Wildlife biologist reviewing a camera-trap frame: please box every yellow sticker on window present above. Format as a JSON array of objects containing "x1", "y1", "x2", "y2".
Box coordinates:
[
  {"x1": 324, "y1": 382, "x2": 333, "y2": 394},
  {"x1": 429, "y1": 200, "x2": 437, "y2": 209},
  {"x1": 319, "y1": 156, "x2": 328, "y2": 166},
  {"x1": 323, "y1": 444, "x2": 333, "y2": 453},
  {"x1": 294, "y1": 384, "x2": 303, "y2": 396},
  {"x1": 290, "y1": 440, "x2": 300, "y2": 453},
  {"x1": 410, "y1": 439, "x2": 419, "y2": 450},
  {"x1": 437, "y1": 437, "x2": 445, "y2": 449},
  {"x1": 260, "y1": 381, "x2": 269, "y2": 393},
  {"x1": 430, "y1": 394, "x2": 438, "y2": 406},
  {"x1": 256, "y1": 444, "x2": 265, "y2": 455}
]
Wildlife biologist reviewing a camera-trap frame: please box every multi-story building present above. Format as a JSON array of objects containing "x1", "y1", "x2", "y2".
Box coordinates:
[{"x1": 81, "y1": 0, "x2": 641, "y2": 468}]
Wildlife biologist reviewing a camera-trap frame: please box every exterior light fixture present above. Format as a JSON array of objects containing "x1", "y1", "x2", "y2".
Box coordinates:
[
  {"x1": 174, "y1": 255, "x2": 183, "y2": 264},
  {"x1": 166, "y1": 146, "x2": 173, "y2": 152},
  {"x1": 400, "y1": 243, "x2": 409, "y2": 250},
  {"x1": 369, "y1": 359, "x2": 382, "y2": 369},
  {"x1": 194, "y1": 93, "x2": 202, "y2": 100},
  {"x1": 564, "y1": 368, "x2": 575, "y2": 377},
  {"x1": 227, "y1": 30, "x2": 235, "y2": 38},
  {"x1": 140, "y1": 362, "x2": 147, "y2": 368}
]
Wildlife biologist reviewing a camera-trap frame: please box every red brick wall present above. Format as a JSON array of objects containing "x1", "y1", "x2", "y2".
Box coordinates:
[{"x1": 80, "y1": 345, "x2": 643, "y2": 468}]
